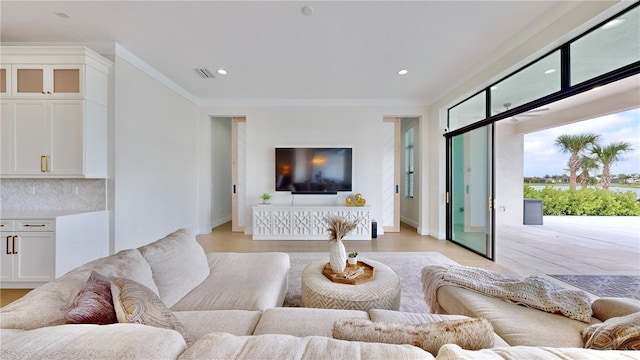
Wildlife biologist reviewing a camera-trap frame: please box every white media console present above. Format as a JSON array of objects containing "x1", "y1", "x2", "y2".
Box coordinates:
[{"x1": 252, "y1": 205, "x2": 371, "y2": 240}]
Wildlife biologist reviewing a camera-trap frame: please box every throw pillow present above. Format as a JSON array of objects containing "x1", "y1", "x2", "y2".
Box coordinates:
[
  {"x1": 111, "y1": 277, "x2": 195, "y2": 346},
  {"x1": 333, "y1": 317, "x2": 494, "y2": 355},
  {"x1": 65, "y1": 271, "x2": 117, "y2": 325},
  {"x1": 582, "y1": 311, "x2": 640, "y2": 350}
]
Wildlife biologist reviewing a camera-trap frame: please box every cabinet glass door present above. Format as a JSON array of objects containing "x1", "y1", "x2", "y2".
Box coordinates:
[
  {"x1": 53, "y1": 69, "x2": 80, "y2": 93},
  {"x1": 448, "y1": 124, "x2": 494, "y2": 259},
  {"x1": 13, "y1": 65, "x2": 82, "y2": 97},
  {"x1": 16, "y1": 68, "x2": 44, "y2": 94},
  {"x1": 0, "y1": 68, "x2": 7, "y2": 94}
]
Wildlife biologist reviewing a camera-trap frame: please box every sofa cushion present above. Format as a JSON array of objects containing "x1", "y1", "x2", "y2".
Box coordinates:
[
  {"x1": 436, "y1": 344, "x2": 640, "y2": 359},
  {"x1": 178, "y1": 333, "x2": 435, "y2": 360},
  {"x1": 0, "y1": 249, "x2": 157, "y2": 330},
  {"x1": 582, "y1": 311, "x2": 640, "y2": 350},
  {"x1": 592, "y1": 298, "x2": 640, "y2": 321},
  {"x1": 253, "y1": 307, "x2": 369, "y2": 337},
  {"x1": 436, "y1": 285, "x2": 599, "y2": 347},
  {"x1": 333, "y1": 317, "x2": 494, "y2": 356},
  {"x1": 171, "y1": 252, "x2": 290, "y2": 311},
  {"x1": 111, "y1": 277, "x2": 195, "y2": 346},
  {"x1": 0, "y1": 324, "x2": 186, "y2": 360},
  {"x1": 173, "y1": 310, "x2": 262, "y2": 339},
  {"x1": 0, "y1": 329, "x2": 26, "y2": 339},
  {"x1": 368, "y1": 309, "x2": 509, "y2": 347},
  {"x1": 138, "y1": 228, "x2": 209, "y2": 308}
]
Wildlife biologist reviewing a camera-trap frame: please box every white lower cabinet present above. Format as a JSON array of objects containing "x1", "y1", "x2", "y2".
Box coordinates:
[
  {"x1": 0, "y1": 211, "x2": 109, "y2": 288},
  {"x1": 1, "y1": 220, "x2": 55, "y2": 283},
  {"x1": 252, "y1": 205, "x2": 371, "y2": 240}
]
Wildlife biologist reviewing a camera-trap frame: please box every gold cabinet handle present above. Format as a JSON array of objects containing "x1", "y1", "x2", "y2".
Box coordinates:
[
  {"x1": 46, "y1": 156, "x2": 51, "y2": 173},
  {"x1": 41, "y1": 156, "x2": 46, "y2": 172},
  {"x1": 12, "y1": 236, "x2": 17, "y2": 254}
]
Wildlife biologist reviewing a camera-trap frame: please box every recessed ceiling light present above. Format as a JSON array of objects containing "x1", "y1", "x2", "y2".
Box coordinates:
[
  {"x1": 216, "y1": 69, "x2": 228, "y2": 76},
  {"x1": 544, "y1": 69, "x2": 556, "y2": 75},
  {"x1": 54, "y1": 12, "x2": 70, "y2": 18},
  {"x1": 398, "y1": 69, "x2": 408, "y2": 75},
  {"x1": 301, "y1": 6, "x2": 313, "y2": 16},
  {"x1": 602, "y1": 18, "x2": 625, "y2": 29}
]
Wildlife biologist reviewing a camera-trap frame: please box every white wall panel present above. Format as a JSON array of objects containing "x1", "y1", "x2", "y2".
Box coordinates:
[{"x1": 113, "y1": 57, "x2": 199, "y2": 251}]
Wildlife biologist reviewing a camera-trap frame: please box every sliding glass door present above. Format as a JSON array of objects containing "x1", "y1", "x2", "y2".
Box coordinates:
[{"x1": 448, "y1": 124, "x2": 494, "y2": 259}]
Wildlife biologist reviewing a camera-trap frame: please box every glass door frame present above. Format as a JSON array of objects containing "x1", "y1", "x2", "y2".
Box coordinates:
[{"x1": 446, "y1": 122, "x2": 495, "y2": 260}]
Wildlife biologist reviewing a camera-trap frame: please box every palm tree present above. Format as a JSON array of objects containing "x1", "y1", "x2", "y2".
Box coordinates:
[
  {"x1": 591, "y1": 142, "x2": 633, "y2": 190},
  {"x1": 578, "y1": 156, "x2": 599, "y2": 189},
  {"x1": 554, "y1": 133, "x2": 600, "y2": 190}
]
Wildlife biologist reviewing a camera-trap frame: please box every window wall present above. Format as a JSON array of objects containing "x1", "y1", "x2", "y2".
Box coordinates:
[
  {"x1": 445, "y1": 2, "x2": 639, "y2": 260},
  {"x1": 571, "y1": 6, "x2": 640, "y2": 85}
]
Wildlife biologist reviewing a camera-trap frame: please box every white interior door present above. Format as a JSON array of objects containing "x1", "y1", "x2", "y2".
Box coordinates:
[
  {"x1": 232, "y1": 117, "x2": 246, "y2": 232},
  {"x1": 382, "y1": 117, "x2": 400, "y2": 232}
]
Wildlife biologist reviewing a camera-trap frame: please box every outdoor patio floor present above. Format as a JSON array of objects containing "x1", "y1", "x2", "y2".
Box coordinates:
[{"x1": 496, "y1": 216, "x2": 640, "y2": 277}]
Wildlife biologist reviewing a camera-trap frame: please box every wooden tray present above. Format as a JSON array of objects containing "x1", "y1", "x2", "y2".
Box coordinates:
[{"x1": 322, "y1": 261, "x2": 375, "y2": 285}]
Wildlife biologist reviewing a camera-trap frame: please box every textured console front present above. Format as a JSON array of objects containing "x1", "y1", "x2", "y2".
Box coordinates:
[{"x1": 252, "y1": 205, "x2": 371, "y2": 240}]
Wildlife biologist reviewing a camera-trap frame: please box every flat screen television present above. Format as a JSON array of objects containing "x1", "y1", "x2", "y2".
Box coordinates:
[{"x1": 275, "y1": 148, "x2": 352, "y2": 193}]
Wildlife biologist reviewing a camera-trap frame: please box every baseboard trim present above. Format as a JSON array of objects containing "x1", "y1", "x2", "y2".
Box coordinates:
[{"x1": 211, "y1": 216, "x2": 232, "y2": 230}]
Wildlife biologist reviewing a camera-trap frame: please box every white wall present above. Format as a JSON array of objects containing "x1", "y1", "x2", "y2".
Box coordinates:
[
  {"x1": 112, "y1": 56, "x2": 199, "y2": 251},
  {"x1": 211, "y1": 117, "x2": 233, "y2": 228},
  {"x1": 495, "y1": 121, "x2": 524, "y2": 225},
  {"x1": 198, "y1": 105, "x2": 428, "y2": 235}
]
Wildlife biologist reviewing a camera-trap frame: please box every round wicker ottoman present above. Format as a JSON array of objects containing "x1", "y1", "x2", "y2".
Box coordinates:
[{"x1": 300, "y1": 259, "x2": 401, "y2": 311}]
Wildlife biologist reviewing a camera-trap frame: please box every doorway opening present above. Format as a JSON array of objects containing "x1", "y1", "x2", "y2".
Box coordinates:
[{"x1": 210, "y1": 117, "x2": 233, "y2": 229}]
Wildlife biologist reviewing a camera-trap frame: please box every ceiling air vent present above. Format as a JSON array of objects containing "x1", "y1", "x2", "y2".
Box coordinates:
[{"x1": 195, "y1": 68, "x2": 214, "y2": 78}]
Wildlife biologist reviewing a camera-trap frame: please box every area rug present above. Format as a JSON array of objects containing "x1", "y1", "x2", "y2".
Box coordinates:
[
  {"x1": 284, "y1": 252, "x2": 457, "y2": 313},
  {"x1": 547, "y1": 275, "x2": 640, "y2": 300}
]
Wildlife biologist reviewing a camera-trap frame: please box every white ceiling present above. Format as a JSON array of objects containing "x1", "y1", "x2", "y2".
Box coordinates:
[{"x1": 0, "y1": 1, "x2": 611, "y2": 104}]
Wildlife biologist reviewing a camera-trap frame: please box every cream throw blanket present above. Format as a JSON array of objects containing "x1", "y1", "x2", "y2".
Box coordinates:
[{"x1": 422, "y1": 265, "x2": 593, "y2": 323}]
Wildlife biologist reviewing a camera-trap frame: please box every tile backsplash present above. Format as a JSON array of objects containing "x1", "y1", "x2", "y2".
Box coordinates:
[{"x1": 0, "y1": 178, "x2": 106, "y2": 211}]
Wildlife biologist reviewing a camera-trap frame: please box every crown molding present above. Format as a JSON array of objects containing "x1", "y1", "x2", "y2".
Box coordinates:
[
  {"x1": 114, "y1": 43, "x2": 200, "y2": 105},
  {"x1": 199, "y1": 98, "x2": 429, "y2": 107}
]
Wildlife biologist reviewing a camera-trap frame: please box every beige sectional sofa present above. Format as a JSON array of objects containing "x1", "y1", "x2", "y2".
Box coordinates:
[
  {"x1": 422, "y1": 266, "x2": 640, "y2": 357},
  {"x1": 1, "y1": 228, "x2": 639, "y2": 359}
]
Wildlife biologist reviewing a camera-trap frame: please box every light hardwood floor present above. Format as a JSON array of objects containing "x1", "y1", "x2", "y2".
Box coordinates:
[{"x1": 196, "y1": 222, "x2": 511, "y2": 273}]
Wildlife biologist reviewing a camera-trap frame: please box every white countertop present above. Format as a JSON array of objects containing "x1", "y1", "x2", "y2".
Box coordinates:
[{"x1": 0, "y1": 210, "x2": 105, "y2": 220}]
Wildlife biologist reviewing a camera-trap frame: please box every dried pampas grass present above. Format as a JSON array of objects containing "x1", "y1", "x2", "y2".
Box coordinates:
[{"x1": 326, "y1": 215, "x2": 360, "y2": 242}]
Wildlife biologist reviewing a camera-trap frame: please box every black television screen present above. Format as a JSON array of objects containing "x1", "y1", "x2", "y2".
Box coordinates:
[{"x1": 275, "y1": 148, "x2": 353, "y2": 193}]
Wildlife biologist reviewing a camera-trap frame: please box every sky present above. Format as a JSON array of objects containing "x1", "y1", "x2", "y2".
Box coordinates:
[{"x1": 523, "y1": 108, "x2": 640, "y2": 177}]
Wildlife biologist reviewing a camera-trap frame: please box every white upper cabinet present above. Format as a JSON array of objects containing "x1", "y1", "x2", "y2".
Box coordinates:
[
  {"x1": 1, "y1": 46, "x2": 110, "y2": 105},
  {"x1": 0, "y1": 46, "x2": 111, "y2": 178},
  {"x1": 12, "y1": 65, "x2": 84, "y2": 99}
]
